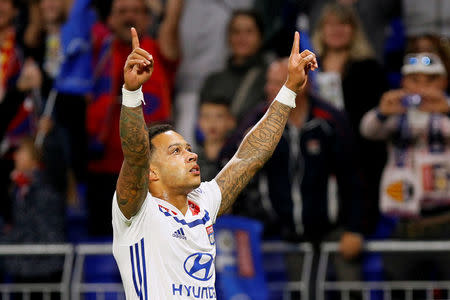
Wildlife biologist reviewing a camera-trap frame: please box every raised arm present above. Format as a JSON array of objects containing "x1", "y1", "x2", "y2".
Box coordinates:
[
  {"x1": 116, "y1": 28, "x2": 154, "y2": 219},
  {"x1": 215, "y1": 32, "x2": 318, "y2": 216},
  {"x1": 157, "y1": 0, "x2": 184, "y2": 61}
]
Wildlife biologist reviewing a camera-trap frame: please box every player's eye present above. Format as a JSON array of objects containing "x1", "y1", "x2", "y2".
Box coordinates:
[{"x1": 172, "y1": 148, "x2": 180, "y2": 154}]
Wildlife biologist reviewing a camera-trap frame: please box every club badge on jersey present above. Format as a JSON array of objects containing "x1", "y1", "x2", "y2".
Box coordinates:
[{"x1": 206, "y1": 225, "x2": 215, "y2": 245}]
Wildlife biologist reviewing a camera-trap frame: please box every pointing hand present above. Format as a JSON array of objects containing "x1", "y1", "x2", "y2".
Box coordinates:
[
  {"x1": 123, "y1": 27, "x2": 154, "y2": 91},
  {"x1": 285, "y1": 32, "x2": 318, "y2": 93}
]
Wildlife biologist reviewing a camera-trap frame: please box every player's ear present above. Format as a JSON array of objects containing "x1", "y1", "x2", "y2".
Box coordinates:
[{"x1": 149, "y1": 166, "x2": 159, "y2": 182}]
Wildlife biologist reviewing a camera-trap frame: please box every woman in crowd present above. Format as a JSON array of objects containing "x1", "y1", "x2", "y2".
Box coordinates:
[
  {"x1": 200, "y1": 9, "x2": 268, "y2": 128},
  {"x1": 311, "y1": 3, "x2": 389, "y2": 233}
]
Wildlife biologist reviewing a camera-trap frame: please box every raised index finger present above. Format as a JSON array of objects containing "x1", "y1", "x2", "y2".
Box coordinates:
[
  {"x1": 291, "y1": 31, "x2": 300, "y2": 56},
  {"x1": 131, "y1": 27, "x2": 140, "y2": 50}
]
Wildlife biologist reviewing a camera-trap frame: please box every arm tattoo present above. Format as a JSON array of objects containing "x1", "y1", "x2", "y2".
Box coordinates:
[
  {"x1": 116, "y1": 105, "x2": 150, "y2": 219},
  {"x1": 215, "y1": 101, "x2": 291, "y2": 216}
]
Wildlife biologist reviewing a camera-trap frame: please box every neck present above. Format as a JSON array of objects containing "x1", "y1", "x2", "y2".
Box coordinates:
[
  {"x1": 289, "y1": 94, "x2": 309, "y2": 128},
  {"x1": 328, "y1": 47, "x2": 349, "y2": 56},
  {"x1": 323, "y1": 49, "x2": 350, "y2": 73},
  {"x1": 151, "y1": 187, "x2": 190, "y2": 215},
  {"x1": 232, "y1": 55, "x2": 248, "y2": 66},
  {"x1": 46, "y1": 23, "x2": 60, "y2": 34},
  {"x1": 204, "y1": 139, "x2": 225, "y2": 160}
]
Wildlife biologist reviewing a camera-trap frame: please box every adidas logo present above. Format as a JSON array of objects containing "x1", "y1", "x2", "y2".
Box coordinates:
[{"x1": 172, "y1": 228, "x2": 186, "y2": 240}]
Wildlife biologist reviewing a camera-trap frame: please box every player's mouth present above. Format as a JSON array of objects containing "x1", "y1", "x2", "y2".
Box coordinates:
[{"x1": 189, "y1": 165, "x2": 200, "y2": 175}]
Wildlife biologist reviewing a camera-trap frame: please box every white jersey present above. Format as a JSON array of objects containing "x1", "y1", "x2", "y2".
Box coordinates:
[{"x1": 112, "y1": 180, "x2": 222, "y2": 300}]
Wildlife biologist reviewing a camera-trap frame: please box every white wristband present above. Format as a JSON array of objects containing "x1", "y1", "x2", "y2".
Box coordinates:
[
  {"x1": 274, "y1": 85, "x2": 296, "y2": 108},
  {"x1": 122, "y1": 86, "x2": 145, "y2": 107}
]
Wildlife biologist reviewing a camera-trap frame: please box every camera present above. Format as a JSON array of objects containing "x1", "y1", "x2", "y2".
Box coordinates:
[{"x1": 401, "y1": 94, "x2": 422, "y2": 107}]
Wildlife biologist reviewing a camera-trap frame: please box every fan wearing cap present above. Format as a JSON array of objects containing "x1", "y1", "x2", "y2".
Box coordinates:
[
  {"x1": 360, "y1": 54, "x2": 450, "y2": 292},
  {"x1": 361, "y1": 52, "x2": 449, "y2": 137},
  {"x1": 400, "y1": 53, "x2": 449, "y2": 113}
]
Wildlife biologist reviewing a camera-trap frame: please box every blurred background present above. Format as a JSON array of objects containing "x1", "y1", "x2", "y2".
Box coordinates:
[{"x1": 0, "y1": 0, "x2": 449, "y2": 299}]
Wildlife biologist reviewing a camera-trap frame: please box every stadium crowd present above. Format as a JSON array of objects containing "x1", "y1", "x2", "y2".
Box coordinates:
[{"x1": 0, "y1": 0, "x2": 449, "y2": 298}]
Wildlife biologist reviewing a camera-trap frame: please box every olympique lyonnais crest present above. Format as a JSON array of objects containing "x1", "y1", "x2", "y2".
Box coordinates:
[{"x1": 206, "y1": 225, "x2": 215, "y2": 245}]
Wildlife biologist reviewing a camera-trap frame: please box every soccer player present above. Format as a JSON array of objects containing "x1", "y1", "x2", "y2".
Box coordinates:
[{"x1": 112, "y1": 27, "x2": 317, "y2": 299}]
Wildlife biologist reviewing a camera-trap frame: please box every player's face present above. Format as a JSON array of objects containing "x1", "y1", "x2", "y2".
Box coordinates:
[{"x1": 150, "y1": 131, "x2": 201, "y2": 193}]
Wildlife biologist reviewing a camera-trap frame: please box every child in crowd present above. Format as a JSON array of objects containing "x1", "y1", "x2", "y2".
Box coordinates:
[
  {"x1": 197, "y1": 98, "x2": 236, "y2": 181},
  {"x1": 1, "y1": 118, "x2": 68, "y2": 284}
]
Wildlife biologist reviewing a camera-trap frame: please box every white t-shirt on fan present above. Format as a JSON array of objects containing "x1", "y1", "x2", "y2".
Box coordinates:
[{"x1": 112, "y1": 180, "x2": 222, "y2": 299}]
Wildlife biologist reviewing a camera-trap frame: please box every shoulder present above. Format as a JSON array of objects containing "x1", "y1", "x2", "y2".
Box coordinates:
[
  {"x1": 188, "y1": 180, "x2": 221, "y2": 200},
  {"x1": 142, "y1": 36, "x2": 179, "y2": 67},
  {"x1": 311, "y1": 97, "x2": 348, "y2": 123},
  {"x1": 309, "y1": 97, "x2": 352, "y2": 134},
  {"x1": 112, "y1": 191, "x2": 153, "y2": 227},
  {"x1": 203, "y1": 70, "x2": 229, "y2": 85},
  {"x1": 188, "y1": 180, "x2": 222, "y2": 222},
  {"x1": 92, "y1": 22, "x2": 112, "y2": 51}
]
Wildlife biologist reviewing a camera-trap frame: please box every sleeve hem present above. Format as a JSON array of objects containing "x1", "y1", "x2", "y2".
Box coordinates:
[
  {"x1": 209, "y1": 179, "x2": 223, "y2": 223},
  {"x1": 112, "y1": 191, "x2": 148, "y2": 226}
]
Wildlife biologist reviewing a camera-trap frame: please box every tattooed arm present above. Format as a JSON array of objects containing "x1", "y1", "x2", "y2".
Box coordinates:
[
  {"x1": 215, "y1": 32, "x2": 318, "y2": 216},
  {"x1": 215, "y1": 101, "x2": 291, "y2": 215},
  {"x1": 116, "y1": 28, "x2": 154, "y2": 219},
  {"x1": 117, "y1": 106, "x2": 150, "y2": 219}
]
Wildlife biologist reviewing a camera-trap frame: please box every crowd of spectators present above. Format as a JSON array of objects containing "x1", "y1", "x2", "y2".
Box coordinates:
[{"x1": 0, "y1": 0, "x2": 449, "y2": 297}]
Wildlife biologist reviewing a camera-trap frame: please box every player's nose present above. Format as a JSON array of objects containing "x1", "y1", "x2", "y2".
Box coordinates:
[{"x1": 187, "y1": 151, "x2": 198, "y2": 162}]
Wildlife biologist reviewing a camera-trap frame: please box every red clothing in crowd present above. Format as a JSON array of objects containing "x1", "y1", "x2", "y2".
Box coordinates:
[
  {"x1": 87, "y1": 24, "x2": 177, "y2": 174},
  {"x1": 1, "y1": 28, "x2": 28, "y2": 147}
]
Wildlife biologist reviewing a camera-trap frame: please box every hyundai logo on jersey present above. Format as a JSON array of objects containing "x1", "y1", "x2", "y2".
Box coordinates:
[
  {"x1": 184, "y1": 253, "x2": 214, "y2": 281},
  {"x1": 172, "y1": 284, "x2": 216, "y2": 298}
]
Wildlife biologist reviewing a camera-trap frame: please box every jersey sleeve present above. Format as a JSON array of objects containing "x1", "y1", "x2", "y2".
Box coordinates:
[
  {"x1": 189, "y1": 180, "x2": 222, "y2": 223},
  {"x1": 112, "y1": 191, "x2": 149, "y2": 235}
]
